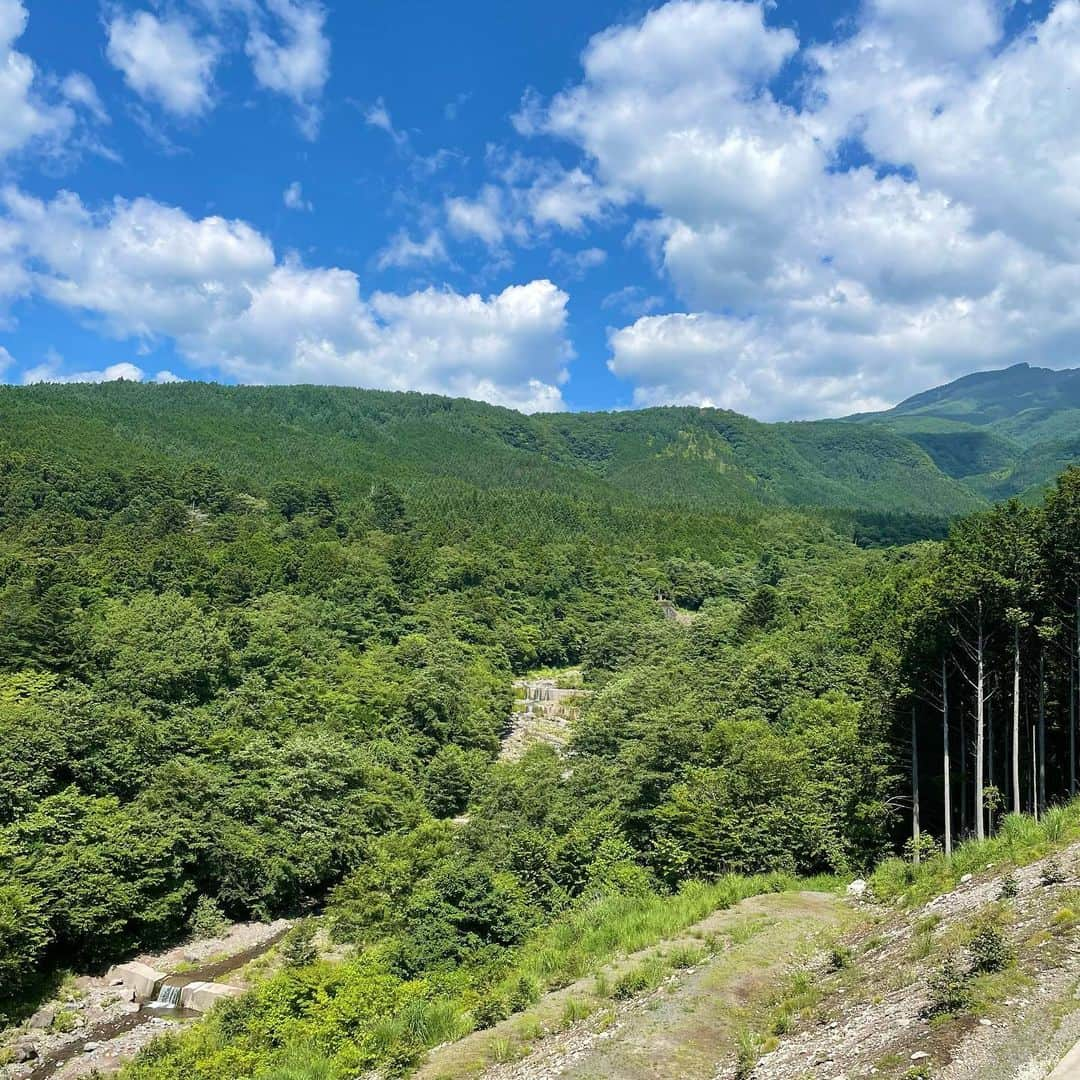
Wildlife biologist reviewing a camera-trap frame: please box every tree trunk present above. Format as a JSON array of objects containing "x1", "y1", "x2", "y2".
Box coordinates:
[
  {"x1": 912, "y1": 705, "x2": 921, "y2": 865},
  {"x1": 1013, "y1": 623, "x2": 1022, "y2": 815},
  {"x1": 961, "y1": 710, "x2": 969, "y2": 838},
  {"x1": 943, "y1": 658, "x2": 952, "y2": 859},
  {"x1": 1038, "y1": 649, "x2": 1046, "y2": 816},
  {"x1": 987, "y1": 688, "x2": 994, "y2": 835},
  {"x1": 975, "y1": 603, "x2": 985, "y2": 841},
  {"x1": 1074, "y1": 593, "x2": 1079, "y2": 798},
  {"x1": 1032, "y1": 722, "x2": 1039, "y2": 821}
]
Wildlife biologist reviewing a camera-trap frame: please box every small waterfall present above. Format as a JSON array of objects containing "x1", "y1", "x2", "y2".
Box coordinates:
[{"x1": 154, "y1": 984, "x2": 183, "y2": 1008}]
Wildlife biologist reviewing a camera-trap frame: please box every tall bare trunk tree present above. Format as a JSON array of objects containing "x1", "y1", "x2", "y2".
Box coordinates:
[
  {"x1": 942, "y1": 658, "x2": 952, "y2": 859},
  {"x1": 912, "y1": 705, "x2": 921, "y2": 865},
  {"x1": 1013, "y1": 622, "x2": 1022, "y2": 814}
]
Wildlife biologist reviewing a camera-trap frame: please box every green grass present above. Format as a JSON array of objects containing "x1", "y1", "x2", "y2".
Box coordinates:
[
  {"x1": 869, "y1": 800, "x2": 1080, "y2": 906},
  {"x1": 493, "y1": 872, "x2": 839, "y2": 1003}
]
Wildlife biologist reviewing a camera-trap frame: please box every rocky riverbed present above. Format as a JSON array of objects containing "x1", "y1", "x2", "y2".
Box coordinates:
[{"x1": 1, "y1": 919, "x2": 292, "y2": 1080}]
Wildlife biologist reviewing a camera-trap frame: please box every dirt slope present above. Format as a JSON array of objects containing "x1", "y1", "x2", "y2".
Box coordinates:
[{"x1": 417, "y1": 891, "x2": 856, "y2": 1080}]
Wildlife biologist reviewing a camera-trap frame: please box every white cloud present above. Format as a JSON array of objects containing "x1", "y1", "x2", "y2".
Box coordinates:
[
  {"x1": 512, "y1": 0, "x2": 1080, "y2": 418},
  {"x1": 376, "y1": 229, "x2": 448, "y2": 270},
  {"x1": 445, "y1": 185, "x2": 513, "y2": 248},
  {"x1": 22, "y1": 359, "x2": 146, "y2": 384},
  {"x1": 4, "y1": 188, "x2": 572, "y2": 412},
  {"x1": 246, "y1": 0, "x2": 329, "y2": 138},
  {"x1": 550, "y1": 246, "x2": 606, "y2": 281},
  {"x1": 60, "y1": 73, "x2": 108, "y2": 124},
  {"x1": 0, "y1": 0, "x2": 76, "y2": 156},
  {"x1": 283, "y1": 180, "x2": 312, "y2": 211},
  {"x1": 106, "y1": 11, "x2": 220, "y2": 117},
  {"x1": 364, "y1": 96, "x2": 407, "y2": 148}
]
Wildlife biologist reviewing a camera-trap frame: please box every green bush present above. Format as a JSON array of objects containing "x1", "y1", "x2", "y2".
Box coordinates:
[
  {"x1": 189, "y1": 896, "x2": 228, "y2": 941},
  {"x1": 967, "y1": 919, "x2": 1013, "y2": 975},
  {"x1": 924, "y1": 954, "x2": 971, "y2": 1017}
]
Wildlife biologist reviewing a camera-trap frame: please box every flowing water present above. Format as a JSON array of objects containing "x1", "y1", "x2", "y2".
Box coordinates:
[{"x1": 25, "y1": 927, "x2": 290, "y2": 1080}]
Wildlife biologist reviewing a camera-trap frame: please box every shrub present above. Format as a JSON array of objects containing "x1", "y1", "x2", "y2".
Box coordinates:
[
  {"x1": 279, "y1": 920, "x2": 319, "y2": 968},
  {"x1": 189, "y1": 895, "x2": 228, "y2": 940},
  {"x1": 472, "y1": 995, "x2": 509, "y2": 1030},
  {"x1": 507, "y1": 975, "x2": 539, "y2": 1013},
  {"x1": 924, "y1": 955, "x2": 971, "y2": 1017},
  {"x1": 967, "y1": 920, "x2": 1013, "y2": 975},
  {"x1": 999, "y1": 872, "x2": 1019, "y2": 899}
]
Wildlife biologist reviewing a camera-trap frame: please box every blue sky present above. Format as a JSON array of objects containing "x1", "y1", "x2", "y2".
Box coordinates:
[{"x1": 0, "y1": 0, "x2": 1072, "y2": 418}]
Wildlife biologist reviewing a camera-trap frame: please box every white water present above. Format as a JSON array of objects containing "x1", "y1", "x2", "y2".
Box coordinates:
[{"x1": 151, "y1": 984, "x2": 183, "y2": 1008}]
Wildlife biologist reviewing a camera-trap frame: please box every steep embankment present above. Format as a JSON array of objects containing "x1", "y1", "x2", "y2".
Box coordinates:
[
  {"x1": 416, "y1": 821, "x2": 1080, "y2": 1080},
  {"x1": 417, "y1": 891, "x2": 855, "y2": 1080}
]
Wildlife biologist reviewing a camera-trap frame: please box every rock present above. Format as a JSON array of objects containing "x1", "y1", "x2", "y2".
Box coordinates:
[
  {"x1": 847, "y1": 879, "x2": 868, "y2": 898},
  {"x1": 960, "y1": 873, "x2": 973, "y2": 883},
  {"x1": 911, "y1": 1051, "x2": 930, "y2": 1061},
  {"x1": 84, "y1": 1041, "x2": 101, "y2": 1052},
  {"x1": 979, "y1": 1018, "x2": 992, "y2": 1026},
  {"x1": 110, "y1": 977, "x2": 124, "y2": 986},
  {"x1": 28, "y1": 1005, "x2": 56, "y2": 1030},
  {"x1": 9, "y1": 1039, "x2": 38, "y2": 1063},
  {"x1": 73, "y1": 976, "x2": 95, "y2": 991}
]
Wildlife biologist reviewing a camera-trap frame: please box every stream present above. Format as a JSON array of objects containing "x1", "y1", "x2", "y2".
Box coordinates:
[{"x1": 23, "y1": 927, "x2": 290, "y2": 1080}]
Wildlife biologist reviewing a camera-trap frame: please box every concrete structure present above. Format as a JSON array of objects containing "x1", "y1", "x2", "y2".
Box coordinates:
[
  {"x1": 180, "y1": 981, "x2": 245, "y2": 1012},
  {"x1": 109, "y1": 962, "x2": 167, "y2": 1000}
]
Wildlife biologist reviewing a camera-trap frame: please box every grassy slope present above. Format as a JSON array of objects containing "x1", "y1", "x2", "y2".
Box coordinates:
[{"x1": 0, "y1": 381, "x2": 983, "y2": 517}]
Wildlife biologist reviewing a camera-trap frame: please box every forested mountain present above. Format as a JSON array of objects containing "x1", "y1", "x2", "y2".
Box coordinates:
[
  {"x1": 0, "y1": 380, "x2": 983, "y2": 520},
  {"x1": 854, "y1": 362, "x2": 1080, "y2": 500},
  {"x1": 2, "y1": 374, "x2": 1080, "y2": 1079}
]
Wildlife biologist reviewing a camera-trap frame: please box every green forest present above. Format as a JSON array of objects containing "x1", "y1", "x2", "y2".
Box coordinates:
[{"x1": 1, "y1": 375, "x2": 1079, "y2": 1078}]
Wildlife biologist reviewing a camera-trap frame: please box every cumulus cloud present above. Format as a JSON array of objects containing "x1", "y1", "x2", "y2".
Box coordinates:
[
  {"x1": 3, "y1": 188, "x2": 571, "y2": 412},
  {"x1": 106, "y1": 11, "x2": 220, "y2": 117},
  {"x1": 0, "y1": 0, "x2": 78, "y2": 157},
  {"x1": 246, "y1": 0, "x2": 329, "y2": 138},
  {"x1": 22, "y1": 359, "x2": 147, "y2": 384},
  {"x1": 514, "y1": 0, "x2": 1080, "y2": 419}
]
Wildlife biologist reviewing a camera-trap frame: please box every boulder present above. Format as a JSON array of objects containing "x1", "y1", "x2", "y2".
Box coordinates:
[
  {"x1": 846, "y1": 879, "x2": 868, "y2": 899},
  {"x1": 109, "y1": 962, "x2": 167, "y2": 1000},
  {"x1": 9, "y1": 1039, "x2": 38, "y2": 1063},
  {"x1": 28, "y1": 1005, "x2": 56, "y2": 1031}
]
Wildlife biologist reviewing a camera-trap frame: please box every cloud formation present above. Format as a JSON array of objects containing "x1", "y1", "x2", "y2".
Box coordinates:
[
  {"x1": 106, "y1": 10, "x2": 220, "y2": 117},
  {"x1": 3, "y1": 188, "x2": 571, "y2": 412},
  {"x1": 517, "y1": 0, "x2": 1080, "y2": 419}
]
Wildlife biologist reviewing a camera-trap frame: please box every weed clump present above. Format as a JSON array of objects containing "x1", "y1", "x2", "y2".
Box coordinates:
[
  {"x1": 1041, "y1": 856, "x2": 1068, "y2": 886},
  {"x1": 999, "y1": 871, "x2": 1019, "y2": 899}
]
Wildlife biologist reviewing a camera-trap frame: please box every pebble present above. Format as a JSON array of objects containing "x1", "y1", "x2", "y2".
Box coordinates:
[
  {"x1": 911, "y1": 1051, "x2": 930, "y2": 1061},
  {"x1": 960, "y1": 874, "x2": 973, "y2": 883}
]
